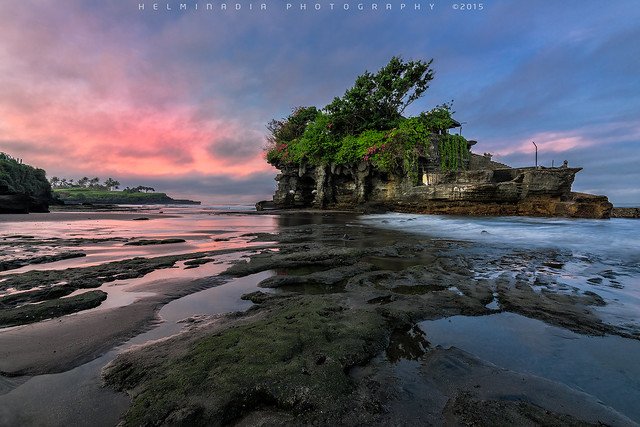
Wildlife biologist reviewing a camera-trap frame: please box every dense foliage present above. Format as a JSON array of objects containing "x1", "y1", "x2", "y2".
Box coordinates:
[
  {"x1": 265, "y1": 57, "x2": 469, "y2": 175},
  {"x1": 0, "y1": 153, "x2": 52, "y2": 199},
  {"x1": 324, "y1": 56, "x2": 434, "y2": 138}
]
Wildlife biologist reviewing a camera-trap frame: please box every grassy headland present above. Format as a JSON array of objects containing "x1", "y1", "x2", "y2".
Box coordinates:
[{"x1": 54, "y1": 188, "x2": 200, "y2": 205}]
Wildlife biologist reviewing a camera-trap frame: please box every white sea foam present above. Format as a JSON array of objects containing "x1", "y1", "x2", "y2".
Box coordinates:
[{"x1": 361, "y1": 213, "x2": 640, "y2": 258}]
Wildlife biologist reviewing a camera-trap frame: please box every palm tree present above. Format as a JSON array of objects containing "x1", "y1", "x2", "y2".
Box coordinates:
[{"x1": 104, "y1": 178, "x2": 121, "y2": 191}]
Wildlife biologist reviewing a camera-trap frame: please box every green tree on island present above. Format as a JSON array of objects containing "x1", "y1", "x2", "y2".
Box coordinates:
[
  {"x1": 265, "y1": 56, "x2": 469, "y2": 178},
  {"x1": 324, "y1": 56, "x2": 435, "y2": 138}
]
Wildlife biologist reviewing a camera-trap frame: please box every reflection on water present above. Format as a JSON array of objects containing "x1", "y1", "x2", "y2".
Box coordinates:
[
  {"x1": 0, "y1": 271, "x2": 273, "y2": 426},
  {"x1": 386, "y1": 325, "x2": 431, "y2": 363},
  {"x1": 0, "y1": 208, "x2": 278, "y2": 274},
  {"x1": 419, "y1": 313, "x2": 640, "y2": 422},
  {"x1": 0, "y1": 207, "x2": 279, "y2": 425}
]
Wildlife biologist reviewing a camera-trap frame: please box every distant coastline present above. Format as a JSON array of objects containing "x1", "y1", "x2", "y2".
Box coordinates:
[{"x1": 54, "y1": 188, "x2": 200, "y2": 206}]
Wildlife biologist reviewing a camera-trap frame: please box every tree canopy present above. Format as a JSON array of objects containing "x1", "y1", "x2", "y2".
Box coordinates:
[
  {"x1": 324, "y1": 56, "x2": 434, "y2": 138},
  {"x1": 265, "y1": 56, "x2": 469, "y2": 176},
  {"x1": 0, "y1": 152, "x2": 52, "y2": 198}
]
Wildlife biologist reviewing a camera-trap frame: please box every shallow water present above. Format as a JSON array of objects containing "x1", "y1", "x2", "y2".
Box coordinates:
[
  {"x1": 363, "y1": 213, "x2": 640, "y2": 257},
  {"x1": 0, "y1": 206, "x2": 278, "y2": 425},
  {"x1": 0, "y1": 271, "x2": 273, "y2": 426},
  {"x1": 0, "y1": 206, "x2": 277, "y2": 275},
  {"x1": 419, "y1": 313, "x2": 640, "y2": 422},
  {"x1": 363, "y1": 213, "x2": 640, "y2": 334}
]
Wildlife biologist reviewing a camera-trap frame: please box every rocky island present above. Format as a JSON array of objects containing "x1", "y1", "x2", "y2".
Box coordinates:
[{"x1": 259, "y1": 57, "x2": 612, "y2": 219}]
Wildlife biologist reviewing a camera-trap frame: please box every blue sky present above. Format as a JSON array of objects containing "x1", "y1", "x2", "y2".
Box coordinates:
[{"x1": 1, "y1": 0, "x2": 638, "y2": 203}]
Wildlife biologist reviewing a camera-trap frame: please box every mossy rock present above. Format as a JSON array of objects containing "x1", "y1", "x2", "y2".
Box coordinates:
[
  {"x1": 0, "y1": 290, "x2": 107, "y2": 327},
  {"x1": 103, "y1": 294, "x2": 395, "y2": 425}
]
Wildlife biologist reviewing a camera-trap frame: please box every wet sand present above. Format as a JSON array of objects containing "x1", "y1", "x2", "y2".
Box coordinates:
[
  {"x1": 0, "y1": 299, "x2": 161, "y2": 376},
  {"x1": 0, "y1": 251, "x2": 269, "y2": 376},
  {"x1": 0, "y1": 211, "x2": 172, "y2": 223}
]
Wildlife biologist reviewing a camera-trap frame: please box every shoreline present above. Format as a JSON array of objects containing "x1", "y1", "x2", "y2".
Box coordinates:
[
  {"x1": 1, "y1": 208, "x2": 639, "y2": 424},
  {"x1": 0, "y1": 243, "x2": 275, "y2": 375},
  {"x1": 103, "y1": 218, "x2": 639, "y2": 424}
]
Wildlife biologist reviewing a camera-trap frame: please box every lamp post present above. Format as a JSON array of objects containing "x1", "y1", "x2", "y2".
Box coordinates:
[{"x1": 532, "y1": 141, "x2": 538, "y2": 168}]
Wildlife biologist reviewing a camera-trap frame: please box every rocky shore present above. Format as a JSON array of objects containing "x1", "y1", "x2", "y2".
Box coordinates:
[
  {"x1": 98, "y1": 212, "x2": 638, "y2": 425},
  {"x1": 2, "y1": 209, "x2": 638, "y2": 424},
  {"x1": 612, "y1": 207, "x2": 640, "y2": 218},
  {"x1": 268, "y1": 156, "x2": 614, "y2": 219}
]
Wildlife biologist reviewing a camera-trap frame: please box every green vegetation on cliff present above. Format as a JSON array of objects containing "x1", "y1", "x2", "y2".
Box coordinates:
[
  {"x1": 0, "y1": 153, "x2": 52, "y2": 199},
  {"x1": 265, "y1": 57, "x2": 469, "y2": 174},
  {"x1": 53, "y1": 188, "x2": 199, "y2": 205}
]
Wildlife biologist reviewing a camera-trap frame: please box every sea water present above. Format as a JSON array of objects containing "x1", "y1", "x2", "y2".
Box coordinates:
[
  {"x1": 362, "y1": 213, "x2": 640, "y2": 257},
  {"x1": 362, "y1": 213, "x2": 640, "y2": 332},
  {"x1": 363, "y1": 212, "x2": 640, "y2": 422}
]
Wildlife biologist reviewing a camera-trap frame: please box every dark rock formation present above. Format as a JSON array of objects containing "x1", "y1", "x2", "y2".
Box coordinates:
[
  {"x1": 269, "y1": 154, "x2": 613, "y2": 219},
  {"x1": 611, "y1": 207, "x2": 640, "y2": 218}
]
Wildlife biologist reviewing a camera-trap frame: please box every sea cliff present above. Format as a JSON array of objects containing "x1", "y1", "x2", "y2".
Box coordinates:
[{"x1": 265, "y1": 154, "x2": 613, "y2": 219}]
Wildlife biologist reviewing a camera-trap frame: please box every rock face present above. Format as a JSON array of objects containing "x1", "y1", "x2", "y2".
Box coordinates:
[
  {"x1": 611, "y1": 207, "x2": 640, "y2": 218},
  {"x1": 0, "y1": 193, "x2": 50, "y2": 214},
  {"x1": 270, "y1": 154, "x2": 613, "y2": 219}
]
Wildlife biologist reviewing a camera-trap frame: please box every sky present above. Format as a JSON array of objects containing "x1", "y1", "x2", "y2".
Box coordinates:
[{"x1": 0, "y1": 0, "x2": 638, "y2": 204}]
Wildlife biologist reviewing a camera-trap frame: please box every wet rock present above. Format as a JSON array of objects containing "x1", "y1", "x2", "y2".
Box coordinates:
[
  {"x1": 0, "y1": 251, "x2": 86, "y2": 272},
  {"x1": 125, "y1": 238, "x2": 186, "y2": 246},
  {"x1": 0, "y1": 290, "x2": 107, "y2": 327},
  {"x1": 611, "y1": 207, "x2": 640, "y2": 218},
  {"x1": 543, "y1": 261, "x2": 564, "y2": 269},
  {"x1": 183, "y1": 257, "x2": 215, "y2": 269},
  {"x1": 240, "y1": 291, "x2": 274, "y2": 304},
  {"x1": 257, "y1": 262, "x2": 375, "y2": 289}
]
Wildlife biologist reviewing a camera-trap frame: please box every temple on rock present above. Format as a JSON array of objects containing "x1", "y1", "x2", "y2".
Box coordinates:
[
  {"x1": 258, "y1": 57, "x2": 612, "y2": 218},
  {"x1": 261, "y1": 124, "x2": 612, "y2": 218}
]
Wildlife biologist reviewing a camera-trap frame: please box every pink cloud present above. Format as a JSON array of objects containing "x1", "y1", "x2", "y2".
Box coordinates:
[
  {"x1": 0, "y1": 1, "x2": 271, "y2": 182},
  {"x1": 478, "y1": 121, "x2": 640, "y2": 159},
  {"x1": 494, "y1": 132, "x2": 593, "y2": 157}
]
